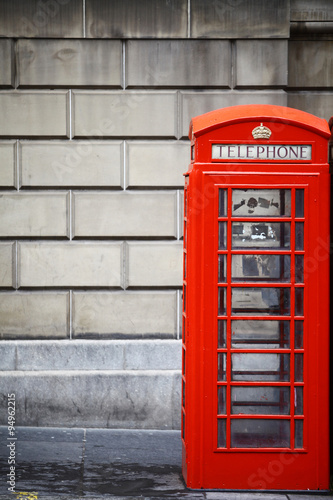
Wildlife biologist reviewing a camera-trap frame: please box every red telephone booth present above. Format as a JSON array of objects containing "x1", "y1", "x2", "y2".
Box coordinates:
[{"x1": 181, "y1": 105, "x2": 330, "y2": 491}]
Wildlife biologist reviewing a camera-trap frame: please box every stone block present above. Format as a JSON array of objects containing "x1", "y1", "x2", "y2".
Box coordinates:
[
  {"x1": 191, "y1": 0, "x2": 290, "y2": 38},
  {"x1": 180, "y1": 91, "x2": 288, "y2": 138},
  {"x1": 0, "y1": 243, "x2": 14, "y2": 288},
  {"x1": 17, "y1": 39, "x2": 122, "y2": 88},
  {"x1": 126, "y1": 40, "x2": 231, "y2": 88},
  {"x1": 73, "y1": 191, "x2": 177, "y2": 238},
  {"x1": 0, "y1": 91, "x2": 69, "y2": 138},
  {"x1": 0, "y1": 342, "x2": 16, "y2": 370},
  {"x1": 0, "y1": 141, "x2": 16, "y2": 187},
  {"x1": 288, "y1": 41, "x2": 333, "y2": 89},
  {"x1": 127, "y1": 141, "x2": 188, "y2": 188},
  {"x1": 235, "y1": 40, "x2": 288, "y2": 88},
  {"x1": 20, "y1": 141, "x2": 122, "y2": 187},
  {"x1": 86, "y1": 0, "x2": 187, "y2": 38},
  {"x1": 0, "y1": 370, "x2": 179, "y2": 428},
  {"x1": 0, "y1": 39, "x2": 14, "y2": 87},
  {"x1": 0, "y1": 192, "x2": 69, "y2": 237},
  {"x1": 126, "y1": 242, "x2": 183, "y2": 288},
  {"x1": 291, "y1": 0, "x2": 333, "y2": 21},
  {"x1": 18, "y1": 242, "x2": 123, "y2": 288},
  {"x1": 0, "y1": 0, "x2": 83, "y2": 37},
  {"x1": 73, "y1": 91, "x2": 177, "y2": 138},
  {"x1": 73, "y1": 291, "x2": 177, "y2": 337},
  {"x1": 125, "y1": 340, "x2": 181, "y2": 370},
  {"x1": 287, "y1": 92, "x2": 333, "y2": 121},
  {"x1": 0, "y1": 292, "x2": 69, "y2": 339}
]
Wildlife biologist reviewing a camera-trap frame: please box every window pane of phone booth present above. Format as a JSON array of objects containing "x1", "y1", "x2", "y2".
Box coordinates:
[
  {"x1": 231, "y1": 254, "x2": 290, "y2": 282},
  {"x1": 218, "y1": 320, "x2": 227, "y2": 348},
  {"x1": 231, "y1": 320, "x2": 290, "y2": 349},
  {"x1": 219, "y1": 222, "x2": 227, "y2": 249},
  {"x1": 232, "y1": 189, "x2": 291, "y2": 217},
  {"x1": 295, "y1": 288, "x2": 304, "y2": 316},
  {"x1": 294, "y1": 387, "x2": 303, "y2": 415},
  {"x1": 232, "y1": 287, "x2": 290, "y2": 315},
  {"x1": 231, "y1": 353, "x2": 290, "y2": 381},
  {"x1": 231, "y1": 386, "x2": 290, "y2": 415},
  {"x1": 295, "y1": 255, "x2": 304, "y2": 283},
  {"x1": 219, "y1": 189, "x2": 228, "y2": 217},
  {"x1": 218, "y1": 386, "x2": 227, "y2": 415},
  {"x1": 294, "y1": 354, "x2": 304, "y2": 382},
  {"x1": 295, "y1": 420, "x2": 303, "y2": 448},
  {"x1": 295, "y1": 222, "x2": 304, "y2": 250},
  {"x1": 217, "y1": 419, "x2": 226, "y2": 448},
  {"x1": 218, "y1": 288, "x2": 226, "y2": 315},
  {"x1": 294, "y1": 321, "x2": 303, "y2": 348},
  {"x1": 295, "y1": 189, "x2": 304, "y2": 218},
  {"x1": 218, "y1": 353, "x2": 227, "y2": 381},
  {"x1": 218, "y1": 255, "x2": 227, "y2": 283},
  {"x1": 232, "y1": 222, "x2": 290, "y2": 249},
  {"x1": 230, "y1": 419, "x2": 290, "y2": 448}
]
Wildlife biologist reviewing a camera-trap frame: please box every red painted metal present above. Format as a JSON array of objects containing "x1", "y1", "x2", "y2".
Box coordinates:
[{"x1": 182, "y1": 105, "x2": 330, "y2": 491}]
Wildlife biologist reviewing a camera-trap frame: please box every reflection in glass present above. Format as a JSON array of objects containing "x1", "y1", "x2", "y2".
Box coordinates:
[
  {"x1": 295, "y1": 288, "x2": 304, "y2": 316},
  {"x1": 231, "y1": 419, "x2": 290, "y2": 448},
  {"x1": 231, "y1": 353, "x2": 290, "y2": 381},
  {"x1": 218, "y1": 255, "x2": 227, "y2": 283},
  {"x1": 182, "y1": 379, "x2": 185, "y2": 408},
  {"x1": 219, "y1": 189, "x2": 228, "y2": 217},
  {"x1": 218, "y1": 288, "x2": 226, "y2": 316},
  {"x1": 232, "y1": 222, "x2": 290, "y2": 249},
  {"x1": 232, "y1": 189, "x2": 291, "y2": 217},
  {"x1": 218, "y1": 386, "x2": 226, "y2": 414},
  {"x1": 218, "y1": 320, "x2": 226, "y2": 348},
  {"x1": 231, "y1": 386, "x2": 290, "y2": 415},
  {"x1": 295, "y1": 222, "x2": 304, "y2": 250},
  {"x1": 219, "y1": 222, "x2": 227, "y2": 249},
  {"x1": 295, "y1": 420, "x2": 303, "y2": 448},
  {"x1": 232, "y1": 287, "x2": 290, "y2": 316},
  {"x1": 295, "y1": 255, "x2": 304, "y2": 283},
  {"x1": 294, "y1": 387, "x2": 303, "y2": 415},
  {"x1": 232, "y1": 254, "x2": 290, "y2": 282},
  {"x1": 218, "y1": 353, "x2": 227, "y2": 381},
  {"x1": 295, "y1": 321, "x2": 303, "y2": 348},
  {"x1": 231, "y1": 320, "x2": 290, "y2": 349},
  {"x1": 295, "y1": 354, "x2": 303, "y2": 382},
  {"x1": 217, "y1": 419, "x2": 226, "y2": 448},
  {"x1": 182, "y1": 348, "x2": 185, "y2": 375},
  {"x1": 295, "y1": 190, "x2": 304, "y2": 218}
]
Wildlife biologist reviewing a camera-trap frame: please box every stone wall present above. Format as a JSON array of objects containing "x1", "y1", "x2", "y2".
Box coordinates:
[{"x1": 0, "y1": 0, "x2": 332, "y2": 429}]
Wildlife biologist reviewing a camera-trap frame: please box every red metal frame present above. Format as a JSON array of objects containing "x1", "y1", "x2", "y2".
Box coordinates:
[{"x1": 182, "y1": 105, "x2": 330, "y2": 491}]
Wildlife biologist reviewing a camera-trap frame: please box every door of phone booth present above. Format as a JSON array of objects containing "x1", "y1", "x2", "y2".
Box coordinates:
[{"x1": 181, "y1": 105, "x2": 330, "y2": 491}]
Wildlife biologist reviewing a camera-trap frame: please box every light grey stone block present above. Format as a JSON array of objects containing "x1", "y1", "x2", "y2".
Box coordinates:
[
  {"x1": 191, "y1": 0, "x2": 290, "y2": 38},
  {"x1": 126, "y1": 40, "x2": 231, "y2": 88},
  {"x1": 0, "y1": 0, "x2": 83, "y2": 38},
  {"x1": 0, "y1": 342, "x2": 16, "y2": 370},
  {"x1": 17, "y1": 40, "x2": 122, "y2": 88},
  {"x1": 0, "y1": 243, "x2": 14, "y2": 288},
  {"x1": 73, "y1": 291, "x2": 177, "y2": 337},
  {"x1": 73, "y1": 91, "x2": 177, "y2": 138},
  {"x1": 127, "y1": 141, "x2": 188, "y2": 188},
  {"x1": 73, "y1": 191, "x2": 177, "y2": 238},
  {"x1": 18, "y1": 242, "x2": 123, "y2": 288},
  {"x1": 180, "y1": 91, "x2": 288, "y2": 138},
  {"x1": 288, "y1": 41, "x2": 333, "y2": 89},
  {"x1": 235, "y1": 40, "x2": 288, "y2": 88},
  {"x1": 0, "y1": 192, "x2": 69, "y2": 237},
  {"x1": 291, "y1": 0, "x2": 333, "y2": 21},
  {"x1": 86, "y1": 0, "x2": 187, "y2": 38},
  {"x1": 0, "y1": 370, "x2": 180, "y2": 428},
  {"x1": 126, "y1": 242, "x2": 183, "y2": 288},
  {"x1": 124, "y1": 340, "x2": 181, "y2": 370},
  {"x1": 287, "y1": 92, "x2": 333, "y2": 121},
  {"x1": 0, "y1": 91, "x2": 69, "y2": 138},
  {"x1": 20, "y1": 141, "x2": 122, "y2": 188},
  {"x1": 0, "y1": 141, "x2": 16, "y2": 187},
  {"x1": 0, "y1": 292, "x2": 69, "y2": 339},
  {"x1": 0, "y1": 39, "x2": 14, "y2": 87}
]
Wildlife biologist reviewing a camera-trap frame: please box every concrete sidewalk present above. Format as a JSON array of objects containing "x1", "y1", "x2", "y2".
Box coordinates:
[{"x1": 0, "y1": 427, "x2": 331, "y2": 500}]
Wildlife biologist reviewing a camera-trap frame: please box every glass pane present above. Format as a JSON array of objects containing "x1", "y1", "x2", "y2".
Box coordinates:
[
  {"x1": 295, "y1": 189, "x2": 304, "y2": 218},
  {"x1": 295, "y1": 222, "x2": 304, "y2": 250},
  {"x1": 218, "y1": 255, "x2": 227, "y2": 283},
  {"x1": 231, "y1": 419, "x2": 290, "y2": 448},
  {"x1": 294, "y1": 321, "x2": 303, "y2": 348},
  {"x1": 232, "y1": 254, "x2": 290, "y2": 282},
  {"x1": 232, "y1": 287, "x2": 290, "y2": 316},
  {"x1": 219, "y1": 189, "x2": 227, "y2": 217},
  {"x1": 218, "y1": 353, "x2": 227, "y2": 381},
  {"x1": 232, "y1": 189, "x2": 291, "y2": 217},
  {"x1": 231, "y1": 386, "x2": 290, "y2": 415},
  {"x1": 295, "y1": 420, "x2": 303, "y2": 448},
  {"x1": 231, "y1": 353, "x2": 290, "y2": 381},
  {"x1": 295, "y1": 255, "x2": 303, "y2": 283},
  {"x1": 217, "y1": 419, "x2": 226, "y2": 448},
  {"x1": 182, "y1": 348, "x2": 186, "y2": 375},
  {"x1": 231, "y1": 320, "x2": 290, "y2": 349},
  {"x1": 182, "y1": 379, "x2": 185, "y2": 408},
  {"x1": 183, "y1": 286, "x2": 186, "y2": 313},
  {"x1": 182, "y1": 411, "x2": 185, "y2": 440},
  {"x1": 295, "y1": 354, "x2": 303, "y2": 382},
  {"x1": 295, "y1": 288, "x2": 304, "y2": 316},
  {"x1": 294, "y1": 387, "x2": 303, "y2": 415},
  {"x1": 219, "y1": 222, "x2": 227, "y2": 249},
  {"x1": 218, "y1": 320, "x2": 226, "y2": 348},
  {"x1": 184, "y1": 252, "x2": 187, "y2": 280},
  {"x1": 218, "y1": 288, "x2": 226, "y2": 316},
  {"x1": 232, "y1": 222, "x2": 290, "y2": 249},
  {"x1": 218, "y1": 386, "x2": 226, "y2": 414}
]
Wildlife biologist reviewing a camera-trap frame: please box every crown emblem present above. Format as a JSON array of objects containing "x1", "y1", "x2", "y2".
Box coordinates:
[{"x1": 252, "y1": 123, "x2": 272, "y2": 140}]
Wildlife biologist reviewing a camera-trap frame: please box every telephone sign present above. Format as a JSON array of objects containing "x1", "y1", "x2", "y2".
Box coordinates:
[{"x1": 181, "y1": 105, "x2": 330, "y2": 491}]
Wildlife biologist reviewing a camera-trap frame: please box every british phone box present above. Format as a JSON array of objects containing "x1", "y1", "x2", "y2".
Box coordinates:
[{"x1": 181, "y1": 105, "x2": 330, "y2": 490}]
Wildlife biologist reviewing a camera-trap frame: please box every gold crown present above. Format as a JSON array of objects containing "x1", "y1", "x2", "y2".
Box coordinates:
[{"x1": 252, "y1": 123, "x2": 272, "y2": 140}]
